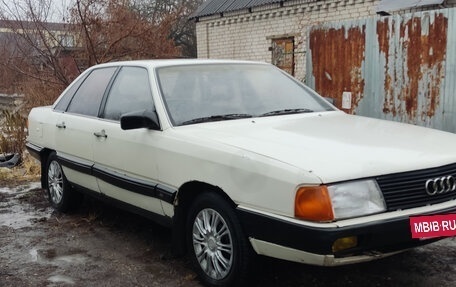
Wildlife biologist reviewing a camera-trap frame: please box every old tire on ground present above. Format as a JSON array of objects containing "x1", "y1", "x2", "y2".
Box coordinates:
[
  {"x1": 45, "y1": 152, "x2": 82, "y2": 212},
  {"x1": 187, "y1": 192, "x2": 252, "y2": 287}
]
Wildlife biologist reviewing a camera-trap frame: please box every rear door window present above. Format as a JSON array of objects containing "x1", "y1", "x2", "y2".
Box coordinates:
[{"x1": 67, "y1": 67, "x2": 117, "y2": 117}]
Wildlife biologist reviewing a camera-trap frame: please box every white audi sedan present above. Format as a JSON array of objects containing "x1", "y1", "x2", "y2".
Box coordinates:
[{"x1": 26, "y1": 59, "x2": 456, "y2": 286}]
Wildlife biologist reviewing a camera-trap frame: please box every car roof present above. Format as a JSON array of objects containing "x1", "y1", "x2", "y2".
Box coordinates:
[{"x1": 90, "y1": 59, "x2": 268, "y2": 69}]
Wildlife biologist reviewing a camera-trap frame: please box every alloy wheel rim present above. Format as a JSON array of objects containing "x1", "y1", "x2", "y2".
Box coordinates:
[
  {"x1": 48, "y1": 161, "x2": 64, "y2": 204},
  {"x1": 192, "y1": 208, "x2": 233, "y2": 280}
]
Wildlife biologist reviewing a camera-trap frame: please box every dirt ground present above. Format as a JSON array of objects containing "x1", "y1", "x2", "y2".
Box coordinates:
[{"x1": 1, "y1": 181, "x2": 456, "y2": 287}]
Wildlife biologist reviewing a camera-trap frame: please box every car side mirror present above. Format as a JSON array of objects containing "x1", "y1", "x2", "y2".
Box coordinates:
[{"x1": 120, "y1": 110, "x2": 160, "y2": 130}]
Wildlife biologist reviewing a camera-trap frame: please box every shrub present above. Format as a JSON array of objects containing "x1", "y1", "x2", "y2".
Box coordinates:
[{"x1": 0, "y1": 110, "x2": 27, "y2": 157}]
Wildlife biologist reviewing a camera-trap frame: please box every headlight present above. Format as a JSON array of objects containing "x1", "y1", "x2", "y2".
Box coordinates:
[
  {"x1": 327, "y1": 179, "x2": 386, "y2": 220},
  {"x1": 295, "y1": 180, "x2": 386, "y2": 222}
]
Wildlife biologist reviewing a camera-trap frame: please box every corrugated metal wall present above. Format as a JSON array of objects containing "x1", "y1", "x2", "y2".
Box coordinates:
[{"x1": 306, "y1": 8, "x2": 456, "y2": 133}]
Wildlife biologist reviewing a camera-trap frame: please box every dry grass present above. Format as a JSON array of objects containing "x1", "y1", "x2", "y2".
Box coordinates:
[
  {"x1": 20, "y1": 152, "x2": 41, "y2": 179},
  {"x1": 0, "y1": 151, "x2": 41, "y2": 185},
  {"x1": 0, "y1": 110, "x2": 27, "y2": 156},
  {"x1": 0, "y1": 108, "x2": 40, "y2": 186}
]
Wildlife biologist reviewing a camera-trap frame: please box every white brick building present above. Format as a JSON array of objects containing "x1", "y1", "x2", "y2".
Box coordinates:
[{"x1": 192, "y1": 0, "x2": 456, "y2": 81}]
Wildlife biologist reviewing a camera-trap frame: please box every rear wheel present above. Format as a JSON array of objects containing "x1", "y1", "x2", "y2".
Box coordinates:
[
  {"x1": 45, "y1": 152, "x2": 82, "y2": 212},
  {"x1": 187, "y1": 192, "x2": 252, "y2": 286}
]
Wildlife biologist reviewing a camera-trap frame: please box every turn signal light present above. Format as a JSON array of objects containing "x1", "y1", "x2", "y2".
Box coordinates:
[{"x1": 295, "y1": 186, "x2": 334, "y2": 222}]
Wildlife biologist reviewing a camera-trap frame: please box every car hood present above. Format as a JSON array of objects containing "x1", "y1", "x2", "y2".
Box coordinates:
[{"x1": 180, "y1": 111, "x2": 456, "y2": 183}]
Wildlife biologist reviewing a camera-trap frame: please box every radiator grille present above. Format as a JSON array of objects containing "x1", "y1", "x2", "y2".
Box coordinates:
[{"x1": 376, "y1": 163, "x2": 456, "y2": 211}]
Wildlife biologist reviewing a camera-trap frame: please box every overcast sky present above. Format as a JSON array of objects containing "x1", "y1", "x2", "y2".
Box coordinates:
[{"x1": 0, "y1": 0, "x2": 74, "y2": 23}]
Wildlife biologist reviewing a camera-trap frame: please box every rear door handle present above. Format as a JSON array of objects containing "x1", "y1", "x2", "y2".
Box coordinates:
[
  {"x1": 94, "y1": 130, "x2": 107, "y2": 138},
  {"x1": 56, "y1": 122, "x2": 66, "y2": 129}
]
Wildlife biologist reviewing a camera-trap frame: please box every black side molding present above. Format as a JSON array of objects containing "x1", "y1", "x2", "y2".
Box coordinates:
[
  {"x1": 56, "y1": 153, "x2": 177, "y2": 204},
  {"x1": 72, "y1": 183, "x2": 173, "y2": 228},
  {"x1": 93, "y1": 165, "x2": 176, "y2": 204}
]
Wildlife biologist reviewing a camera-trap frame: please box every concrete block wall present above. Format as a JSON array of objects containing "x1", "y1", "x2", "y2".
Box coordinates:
[{"x1": 195, "y1": 0, "x2": 456, "y2": 82}]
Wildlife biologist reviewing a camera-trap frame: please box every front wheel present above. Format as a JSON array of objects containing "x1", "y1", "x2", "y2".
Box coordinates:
[
  {"x1": 187, "y1": 192, "x2": 252, "y2": 287},
  {"x1": 45, "y1": 152, "x2": 82, "y2": 212}
]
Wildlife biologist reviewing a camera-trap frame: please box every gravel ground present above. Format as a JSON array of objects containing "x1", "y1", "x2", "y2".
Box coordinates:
[{"x1": 1, "y1": 182, "x2": 456, "y2": 287}]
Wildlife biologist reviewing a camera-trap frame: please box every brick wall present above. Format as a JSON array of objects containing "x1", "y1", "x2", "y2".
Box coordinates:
[{"x1": 195, "y1": 0, "x2": 456, "y2": 82}]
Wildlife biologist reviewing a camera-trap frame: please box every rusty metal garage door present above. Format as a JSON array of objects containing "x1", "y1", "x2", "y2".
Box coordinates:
[{"x1": 306, "y1": 8, "x2": 456, "y2": 133}]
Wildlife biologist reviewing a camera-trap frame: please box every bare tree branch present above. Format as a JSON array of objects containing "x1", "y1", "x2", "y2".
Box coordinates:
[{"x1": 0, "y1": 0, "x2": 200, "y2": 109}]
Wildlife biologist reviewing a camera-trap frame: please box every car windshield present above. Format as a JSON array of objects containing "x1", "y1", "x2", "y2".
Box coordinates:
[{"x1": 156, "y1": 63, "x2": 334, "y2": 126}]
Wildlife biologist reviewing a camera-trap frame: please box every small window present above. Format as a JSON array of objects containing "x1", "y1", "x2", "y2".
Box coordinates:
[
  {"x1": 103, "y1": 66, "x2": 155, "y2": 121},
  {"x1": 67, "y1": 67, "x2": 117, "y2": 117},
  {"x1": 58, "y1": 34, "x2": 75, "y2": 47},
  {"x1": 54, "y1": 74, "x2": 87, "y2": 112},
  {"x1": 272, "y1": 37, "x2": 295, "y2": 76}
]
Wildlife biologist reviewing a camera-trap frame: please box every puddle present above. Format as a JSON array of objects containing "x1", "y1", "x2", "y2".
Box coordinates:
[
  {"x1": 54, "y1": 254, "x2": 87, "y2": 265},
  {"x1": 0, "y1": 202, "x2": 51, "y2": 228},
  {"x1": 0, "y1": 182, "x2": 52, "y2": 229},
  {"x1": 0, "y1": 182, "x2": 41, "y2": 194},
  {"x1": 48, "y1": 274, "x2": 75, "y2": 285},
  {"x1": 29, "y1": 248, "x2": 89, "y2": 266},
  {"x1": 30, "y1": 248, "x2": 39, "y2": 262}
]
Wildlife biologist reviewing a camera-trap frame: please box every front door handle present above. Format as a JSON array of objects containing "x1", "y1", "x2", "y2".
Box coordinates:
[
  {"x1": 93, "y1": 130, "x2": 108, "y2": 138},
  {"x1": 56, "y1": 122, "x2": 66, "y2": 129}
]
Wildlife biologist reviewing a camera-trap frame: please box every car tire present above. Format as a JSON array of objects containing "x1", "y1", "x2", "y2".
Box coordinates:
[
  {"x1": 187, "y1": 192, "x2": 252, "y2": 287},
  {"x1": 45, "y1": 152, "x2": 82, "y2": 212}
]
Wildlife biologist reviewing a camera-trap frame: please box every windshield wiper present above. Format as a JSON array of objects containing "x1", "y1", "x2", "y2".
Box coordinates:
[
  {"x1": 259, "y1": 108, "x2": 314, "y2": 117},
  {"x1": 181, "y1": 113, "x2": 253, "y2": 125}
]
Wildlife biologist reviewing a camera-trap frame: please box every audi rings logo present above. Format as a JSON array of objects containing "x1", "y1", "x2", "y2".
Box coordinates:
[{"x1": 425, "y1": 176, "x2": 456, "y2": 196}]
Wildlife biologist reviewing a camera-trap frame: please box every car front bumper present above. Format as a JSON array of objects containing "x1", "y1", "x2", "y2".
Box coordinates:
[{"x1": 236, "y1": 204, "x2": 456, "y2": 266}]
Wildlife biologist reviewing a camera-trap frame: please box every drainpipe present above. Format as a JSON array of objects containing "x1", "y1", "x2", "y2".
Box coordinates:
[{"x1": 206, "y1": 22, "x2": 210, "y2": 58}]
